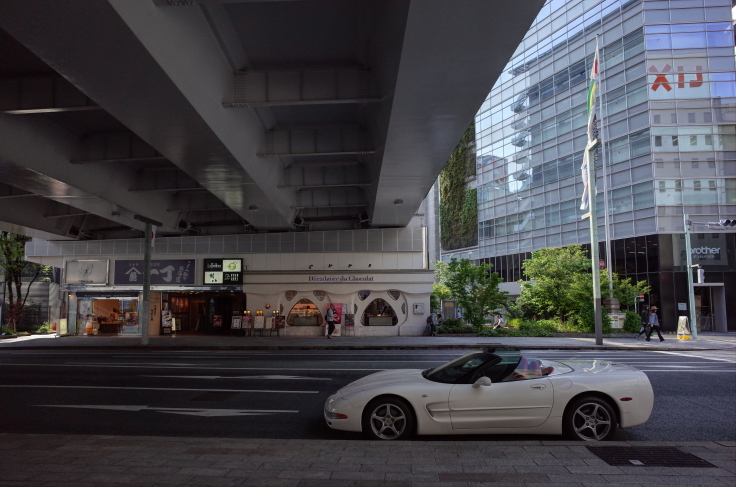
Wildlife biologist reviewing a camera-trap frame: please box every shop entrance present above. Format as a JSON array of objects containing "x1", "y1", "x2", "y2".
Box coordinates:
[
  {"x1": 694, "y1": 283, "x2": 727, "y2": 332},
  {"x1": 76, "y1": 294, "x2": 139, "y2": 336},
  {"x1": 162, "y1": 292, "x2": 245, "y2": 334}
]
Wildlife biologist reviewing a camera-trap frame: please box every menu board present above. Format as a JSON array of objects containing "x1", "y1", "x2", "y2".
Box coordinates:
[
  {"x1": 231, "y1": 317, "x2": 242, "y2": 330},
  {"x1": 254, "y1": 316, "x2": 265, "y2": 329},
  {"x1": 161, "y1": 309, "x2": 173, "y2": 334}
]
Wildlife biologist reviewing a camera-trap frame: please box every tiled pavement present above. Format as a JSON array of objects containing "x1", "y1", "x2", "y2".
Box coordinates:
[{"x1": 0, "y1": 434, "x2": 733, "y2": 487}]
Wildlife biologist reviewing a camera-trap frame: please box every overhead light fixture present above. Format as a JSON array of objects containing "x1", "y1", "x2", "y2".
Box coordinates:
[
  {"x1": 248, "y1": 205, "x2": 258, "y2": 211},
  {"x1": 393, "y1": 199, "x2": 403, "y2": 205}
]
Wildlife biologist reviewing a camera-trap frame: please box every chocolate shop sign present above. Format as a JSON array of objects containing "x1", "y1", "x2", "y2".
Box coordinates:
[{"x1": 309, "y1": 275, "x2": 374, "y2": 282}]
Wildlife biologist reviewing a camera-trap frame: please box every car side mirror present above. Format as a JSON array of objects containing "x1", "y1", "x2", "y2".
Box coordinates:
[{"x1": 472, "y1": 376, "x2": 492, "y2": 388}]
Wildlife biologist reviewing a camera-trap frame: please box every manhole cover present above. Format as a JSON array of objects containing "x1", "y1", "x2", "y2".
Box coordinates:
[{"x1": 587, "y1": 446, "x2": 716, "y2": 468}]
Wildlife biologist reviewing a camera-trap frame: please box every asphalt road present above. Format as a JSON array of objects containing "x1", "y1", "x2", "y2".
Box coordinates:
[{"x1": 0, "y1": 348, "x2": 734, "y2": 442}]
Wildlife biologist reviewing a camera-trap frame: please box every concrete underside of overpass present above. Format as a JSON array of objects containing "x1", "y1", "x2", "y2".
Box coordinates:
[{"x1": 0, "y1": 0, "x2": 543, "y2": 240}]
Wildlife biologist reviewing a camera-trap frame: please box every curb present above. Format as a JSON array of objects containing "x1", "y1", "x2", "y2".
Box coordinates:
[{"x1": 0, "y1": 343, "x2": 727, "y2": 352}]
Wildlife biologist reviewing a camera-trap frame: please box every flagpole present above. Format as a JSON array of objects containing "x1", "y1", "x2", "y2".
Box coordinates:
[{"x1": 596, "y1": 35, "x2": 614, "y2": 299}]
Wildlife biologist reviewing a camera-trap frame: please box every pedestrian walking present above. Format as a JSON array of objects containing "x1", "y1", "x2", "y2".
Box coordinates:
[
  {"x1": 645, "y1": 305, "x2": 665, "y2": 342},
  {"x1": 325, "y1": 303, "x2": 337, "y2": 339},
  {"x1": 637, "y1": 305, "x2": 650, "y2": 339},
  {"x1": 429, "y1": 310, "x2": 439, "y2": 336}
]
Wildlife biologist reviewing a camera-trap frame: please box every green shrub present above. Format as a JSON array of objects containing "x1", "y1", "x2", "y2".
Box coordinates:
[
  {"x1": 519, "y1": 320, "x2": 557, "y2": 336},
  {"x1": 32, "y1": 323, "x2": 53, "y2": 334},
  {"x1": 623, "y1": 310, "x2": 642, "y2": 333},
  {"x1": 1, "y1": 325, "x2": 15, "y2": 335},
  {"x1": 477, "y1": 326, "x2": 524, "y2": 337},
  {"x1": 567, "y1": 305, "x2": 613, "y2": 333},
  {"x1": 437, "y1": 320, "x2": 478, "y2": 334},
  {"x1": 507, "y1": 318, "x2": 523, "y2": 327}
]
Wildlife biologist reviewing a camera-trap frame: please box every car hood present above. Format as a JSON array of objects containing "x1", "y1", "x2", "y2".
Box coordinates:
[
  {"x1": 551, "y1": 359, "x2": 639, "y2": 374},
  {"x1": 338, "y1": 369, "x2": 425, "y2": 397}
]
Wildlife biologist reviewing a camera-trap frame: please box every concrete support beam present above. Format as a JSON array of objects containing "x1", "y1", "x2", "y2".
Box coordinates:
[
  {"x1": 227, "y1": 69, "x2": 379, "y2": 107},
  {"x1": 259, "y1": 127, "x2": 374, "y2": 157}
]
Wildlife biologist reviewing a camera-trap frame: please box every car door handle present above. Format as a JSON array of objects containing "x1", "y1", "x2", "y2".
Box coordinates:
[{"x1": 530, "y1": 384, "x2": 546, "y2": 390}]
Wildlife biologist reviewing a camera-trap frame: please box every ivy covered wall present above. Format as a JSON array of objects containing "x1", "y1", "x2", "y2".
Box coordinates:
[{"x1": 439, "y1": 124, "x2": 478, "y2": 251}]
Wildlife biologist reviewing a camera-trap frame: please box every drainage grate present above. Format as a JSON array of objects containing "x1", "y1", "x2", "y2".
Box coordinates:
[{"x1": 587, "y1": 446, "x2": 716, "y2": 468}]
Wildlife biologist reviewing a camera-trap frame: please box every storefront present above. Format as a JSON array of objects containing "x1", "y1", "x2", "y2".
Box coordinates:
[{"x1": 57, "y1": 256, "x2": 434, "y2": 337}]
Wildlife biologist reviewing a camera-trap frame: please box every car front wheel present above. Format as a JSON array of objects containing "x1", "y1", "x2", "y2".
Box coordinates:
[
  {"x1": 362, "y1": 397, "x2": 414, "y2": 440},
  {"x1": 563, "y1": 396, "x2": 618, "y2": 441}
]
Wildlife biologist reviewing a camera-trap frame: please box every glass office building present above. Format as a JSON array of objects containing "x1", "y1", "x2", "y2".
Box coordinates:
[{"x1": 447, "y1": 0, "x2": 736, "y2": 330}]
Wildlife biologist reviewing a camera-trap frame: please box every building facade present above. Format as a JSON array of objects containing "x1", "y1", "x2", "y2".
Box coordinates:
[
  {"x1": 443, "y1": 0, "x2": 736, "y2": 330},
  {"x1": 25, "y1": 228, "x2": 434, "y2": 337}
]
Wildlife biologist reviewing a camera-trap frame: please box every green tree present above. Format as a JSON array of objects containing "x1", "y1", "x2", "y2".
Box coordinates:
[
  {"x1": 612, "y1": 275, "x2": 651, "y2": 311},
  {"x1": 0, "y1": 232, "x2": 50, "y2": 331},
  {"x1": 439, "y1": 124, "x2": 477, "y2": 250},
  {"x1": 444, "y1": 258, "x2": 507, "y2": 326},
  {"x1": 520, "y1": 245, "x2": 590, "y2": 322}
]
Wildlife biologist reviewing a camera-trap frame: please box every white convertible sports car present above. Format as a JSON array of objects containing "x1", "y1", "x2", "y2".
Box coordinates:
[{"x1": 325, "y1": 348, "x2": 653, "y2": 441}]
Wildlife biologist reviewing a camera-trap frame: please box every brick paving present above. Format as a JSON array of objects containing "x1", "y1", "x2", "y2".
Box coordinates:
[{"x1": 0, "y1": 434, "x2": 733, "y2": 486}]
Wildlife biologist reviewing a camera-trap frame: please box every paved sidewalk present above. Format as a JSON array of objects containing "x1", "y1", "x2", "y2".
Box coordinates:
[
  {"x1": 1, "y1": 332, "x2": 735, "y2": 351},
  {"x1": 0, "y1": 434, "x2": 733, "y2": 486}
]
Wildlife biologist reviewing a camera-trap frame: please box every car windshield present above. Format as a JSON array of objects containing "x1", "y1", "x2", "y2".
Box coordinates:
[{"x1": 423, "y1": 350, "x2": 521, "y2": 384}]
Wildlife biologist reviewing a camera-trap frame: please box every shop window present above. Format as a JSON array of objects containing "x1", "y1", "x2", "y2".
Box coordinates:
[
  {"x1": 284, "y1": 291, "x2": 297, "y2": 301},
  {"x1": 362, "y1": 298, "x2": 397, "y2": 326},
  {"x1": 286, "y1": 299, "x2": 322, "y2": 326},
  {"x1": 387, "y1": 290, "x2": 401, "y2": 301},
  {"x1": 354, "y1": 303, "x2": 358, "y2": 314},
  {"x1": 312, "y1": 291, "x2": 326, "y2": 301},
  {"x1": 358, "y1": 290, "x2": 371, "y2": 301},
  {"x1": 401, "y1": 303, "x2": 406, "y2": 314}
]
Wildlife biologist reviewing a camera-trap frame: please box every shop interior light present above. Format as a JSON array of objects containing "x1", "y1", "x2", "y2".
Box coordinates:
[
  {"x1": 243, "y1": 310, "x2": 251, "y2": 316},
  {"x1": 256, "y1": 310, "x2": 263, "y2": 316}
]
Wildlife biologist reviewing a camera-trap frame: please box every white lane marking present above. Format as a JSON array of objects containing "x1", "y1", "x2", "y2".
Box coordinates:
[
  {"x1": 0, "y1": 385, "x2": 318, "y2": 393},
  {"x1": 36, "y1": 405, "x2": 298, "y2": 417},
  {"x1": 142, "y1": 375, "x2": 331, "y2": 381},
  {"x1": 0, "y1": 363, "x2": 384, "y2": 371},
  {"x1": 68, "y1": 362, "x2": 200, "y2": 366},
  {"x1": 330, "y1": 360, "x2": 444, "y2": 363},
  {"x1": 654, "y1": 350, "x2": 736, "y2": 363}
]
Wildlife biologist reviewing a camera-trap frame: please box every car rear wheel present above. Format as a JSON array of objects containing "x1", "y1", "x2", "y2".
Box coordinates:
[
  {"x1": 563, "y1": 396, "x2": 618, "y2": 441},
  {"x1": 362, "y1": 397, "x2": 414, "y2": 441}
]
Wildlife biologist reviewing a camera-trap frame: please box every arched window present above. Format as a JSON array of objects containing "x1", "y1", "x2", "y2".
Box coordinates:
[
  {"x1": 362, "y1": 298, "x2": 397, "y2": 326},
  {"x1": 287, "y1": 299, "x2": 323, "y2": 326},
  {"x1": 284, "y1": 291, "x2": 297, "y2": 301},
  {"x1": 313, "y1": 291, "x2": 326, "y2": 301},
  {"x1": 387, "y1": 290, "x2": 401, "y2": 301},
  {"x1": 358, "y1": 290, "x2": 371, "y2": 301}
]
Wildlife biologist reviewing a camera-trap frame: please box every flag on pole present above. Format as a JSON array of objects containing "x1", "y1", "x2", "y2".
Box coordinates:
[
  {"x1": 580, "y1": 42, "x2": 600, "y2": 211},
  {"x1": 586, "y1": 43, "x2": 600, "y2": 142},
  {"x1": 151, "y1": 225, "x2": 157, "y2": 248}
]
